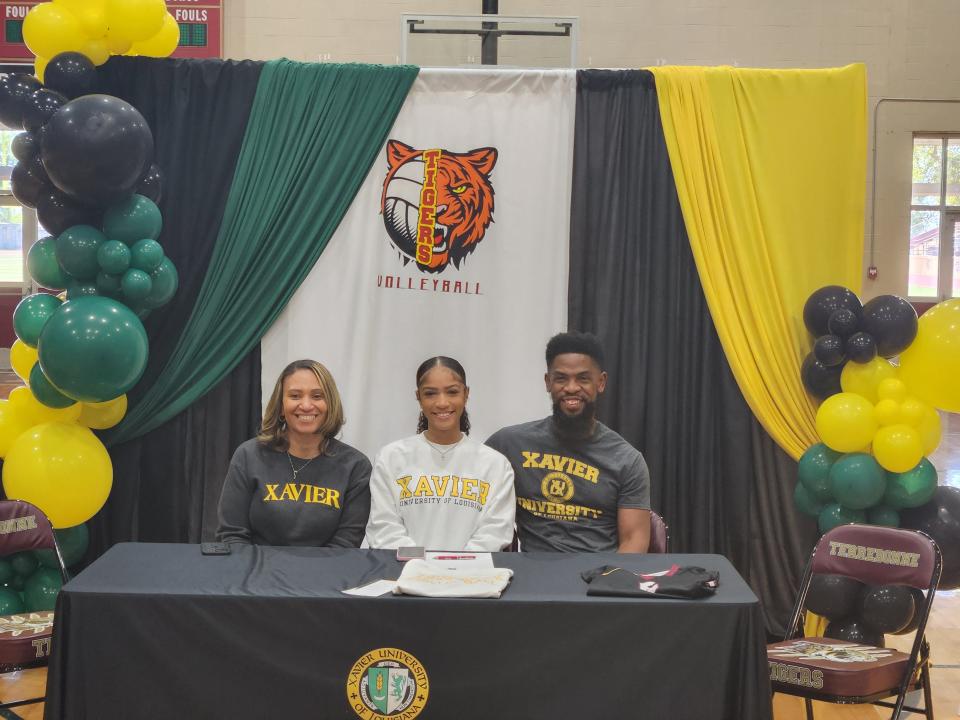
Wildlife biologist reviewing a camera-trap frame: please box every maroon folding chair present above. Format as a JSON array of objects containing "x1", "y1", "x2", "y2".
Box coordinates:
[
  {"x1": 648, "y1": 510, "x2": 670, "y2": 554},
  {"x1": 767, "y1": 523, "x2": 941, "y2": 720},
  {"x1": 0, "y1": 500, "x2": 69, "y2": 711}
]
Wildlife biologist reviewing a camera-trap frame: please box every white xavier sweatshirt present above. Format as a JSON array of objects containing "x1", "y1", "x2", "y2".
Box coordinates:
[{"x1": 365, "y1": 434, "x2": 516, "y2": 551}]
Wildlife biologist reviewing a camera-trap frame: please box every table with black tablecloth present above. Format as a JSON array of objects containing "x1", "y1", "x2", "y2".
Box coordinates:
[{"x1": 44, "y1": 544, "x2": 771, "y2": 720}]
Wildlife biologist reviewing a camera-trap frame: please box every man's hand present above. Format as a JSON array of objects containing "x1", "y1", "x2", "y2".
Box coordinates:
[{"x1": 617, "y1": 508, "x2": 651, "y2": 553}]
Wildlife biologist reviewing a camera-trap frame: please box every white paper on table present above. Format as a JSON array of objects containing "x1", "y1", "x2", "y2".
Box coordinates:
[
  {"x1": 341, "y1": 579, "x2": 397, "y2": 597},
  {"x1": 423, "y1": 552, "x2": 494, "y2": 569}
]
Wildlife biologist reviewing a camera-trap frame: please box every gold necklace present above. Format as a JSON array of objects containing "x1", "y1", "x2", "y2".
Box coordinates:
[
  {"x1": 422, "y1": 433, "x2": 464, "y2": 460},
  {"x1": 287, "y1": 452, "x2": 318, "y2": 480}
]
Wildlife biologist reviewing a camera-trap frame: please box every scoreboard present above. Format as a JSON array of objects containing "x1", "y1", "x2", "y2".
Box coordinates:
[{"x1": 0, "y1": 0, "x2": 223, "y2": 63}]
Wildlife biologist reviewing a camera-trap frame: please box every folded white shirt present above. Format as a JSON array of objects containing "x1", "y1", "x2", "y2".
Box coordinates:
[{"x1": 394, "y1": 559, "x2": 513, "y2": 598}]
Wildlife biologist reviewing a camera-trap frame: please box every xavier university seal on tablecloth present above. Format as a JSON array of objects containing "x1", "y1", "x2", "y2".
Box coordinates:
[{"x1": 347, "y1": 647, "x2": 429, "y2": 719}]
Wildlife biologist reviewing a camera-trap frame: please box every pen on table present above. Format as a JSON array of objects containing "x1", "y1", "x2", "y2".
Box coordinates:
[{"x1": 433, "y1": 555, "x2": 476, "y2": 560}]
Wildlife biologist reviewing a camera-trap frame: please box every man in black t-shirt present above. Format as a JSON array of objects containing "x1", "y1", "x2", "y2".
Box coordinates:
[{"x1": 487, "y1": 332, "x2": 651, "y2": 552}]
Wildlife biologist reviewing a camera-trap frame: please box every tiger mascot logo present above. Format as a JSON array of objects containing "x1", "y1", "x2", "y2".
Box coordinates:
[{"x1": 380, "y1": 140, "x2": 497, "y2": 273}]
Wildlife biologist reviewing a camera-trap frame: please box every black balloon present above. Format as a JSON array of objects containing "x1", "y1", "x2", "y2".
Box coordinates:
[
  {"x1": 43, "y1": 52, "x2": 98, "y2": 99},
  {"x1": 860, "y1": 584, "x2": 915, "y2": 633},
  {"x1": 135, "y1": 163, "x2": 164, "y2": 204},
  {"x1": 806, "y1": 573, "x2": 863, "y2": 620},
  {"x1": 893, "y1": 587, "x2": 927, "y2": 635},
  {"x1": 861, "y1": 295, "x2": 918, "y2": 357},
  {"x1": 11, "y1": 132, "x2": 38, "y2": 163},
  {"x1": 40, "y1": 94, "x2": 154, "y2": 207},
  {"x1": 0, "y1": 73, "x2": 42, "y2": 129},
  {"x1": 801, "y1": 352, "x2": 843, "y2": 400},
  {"x1": 814, "y1": 334, "x2": 846, "y2": 367},
  {"x1": 824, "y1": 618, "x2": 885, "y2": 647},
  {"x1": 900, "y1": 486, "x2": 960, "y2": 589},
  {"x1": 804, "y1": 286, "x2": 862, "y2": 338},
  {"x1": 10, "y1": 161, "x2": 52, "y2": 209},
  {"x1": 21, "y1": 89, "x2": 67, "y2": 132},
  {"x1": 845, "y1": 331, "x2": 877, "y2": 363},
  {"x1": 36, "y1": 189, "x2": 103, "y2": 237},
  {"x1": 828, "y1": 308, "x2": 859, "y2": 338}
]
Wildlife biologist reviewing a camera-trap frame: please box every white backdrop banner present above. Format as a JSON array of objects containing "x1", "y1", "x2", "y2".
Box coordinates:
[{"x1": 261, "y1": 68, "x2": 575, "y2": 458}]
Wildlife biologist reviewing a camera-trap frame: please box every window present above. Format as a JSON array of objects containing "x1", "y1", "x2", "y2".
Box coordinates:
[
  {"x1": 0, "y1": 128, "x2": 40, "y2": 293},
  {"x1": 908, "y1": 134, "x2": 960, "y2": 299}
]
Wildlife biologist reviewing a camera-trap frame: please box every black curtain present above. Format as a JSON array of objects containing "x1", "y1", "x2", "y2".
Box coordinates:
[
  {"x1": 569, "y1": 70, "x2": 816, "y2": 635},
  {"x1": 87, "y1": 58, "x2": 265, "y2": 555}
]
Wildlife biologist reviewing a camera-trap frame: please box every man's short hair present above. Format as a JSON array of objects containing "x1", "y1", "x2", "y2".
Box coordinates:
[{"x1": 545, "y1": 331, "x2": 606, "y2": 370}]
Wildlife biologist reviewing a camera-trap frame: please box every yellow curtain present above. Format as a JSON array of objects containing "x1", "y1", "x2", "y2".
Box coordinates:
[{"x1": 651, "y1": 64, "x2": 867, "y2": 459}]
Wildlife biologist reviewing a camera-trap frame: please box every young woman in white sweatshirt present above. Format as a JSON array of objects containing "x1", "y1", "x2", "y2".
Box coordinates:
[{"x1": 365, "y1": 356, "x2": 515, "y2": 551}]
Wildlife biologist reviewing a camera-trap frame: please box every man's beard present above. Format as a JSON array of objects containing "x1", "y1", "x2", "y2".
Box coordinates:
[{"x1": 551, "y1": 399, "x2": 597, "y2": 439}]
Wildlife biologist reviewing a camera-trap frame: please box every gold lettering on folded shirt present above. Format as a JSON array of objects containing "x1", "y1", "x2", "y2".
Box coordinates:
[
  {"x1": 768, "y1": 662, "x2": 824, "y2": 689},
  {"x1": 517, "y1": 496, "x2": 602, "y2": 521},
  {"x1": 395, "y1": 475, "x2": 491, "y2": 510},
  {"x1": 0, "y1": 516, "x2": 37, "y2": 534},
  {"x1": 828, "y1": 541, "x2": 920, "y2": 567},
  {"x1": 520, "y1": 452, "x2": 599, "y2": 483},
  {"x1": 262, "y1": 483, "x2": 341, "y2": 508}
]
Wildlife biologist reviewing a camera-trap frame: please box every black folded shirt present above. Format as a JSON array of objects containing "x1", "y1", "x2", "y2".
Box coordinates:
[{"x1": 581, "y1": 563, "x2": 719, "y2": 599}]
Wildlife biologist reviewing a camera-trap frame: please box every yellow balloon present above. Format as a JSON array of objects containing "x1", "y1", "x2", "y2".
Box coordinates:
[
  {"x1": 54, "y1": 0, "x2": 108, "y2": 37},
  {"x1": 130, "y1": 12, "x2": 179, "y2": 57},
  {"x1": 899, "y1": 298, "x2": 960, "y2": 413},
  {"x1": 78, "y1": 394, "x2": 127, "y2": 430},
  {"x1": 2, "y1": 422, "x2": 112, "y2": 528},
  {"x1": 0, "y1": 400, "x2": 32, "y2": 458},
  {"x1": 8, "y1": 385, "x2": 81, "y2": 426},
  {"x1": 917, "y1": 406, "x2": 942, "y2": 455},
  {"x1": 9, "y1": 340, "x2": 38, "y2": 382},
  {"x1": 840, "y1": 357, "x2": 896, "y2": 404},
  {"x1": 22, "y1": 3, "x2": 88, "y2": 59},
  {"x1": 104, "y1": 27, "x2": 132, "y2": 54},
  {"x1": 876, "y1": 378, "x2": 908, "y2": 403},
  {"x1": 872, "y1": 424, "x2": 923, "y2": 473},
  {"x1": 106, "y1": 0, "x2": 166, "y2": 42},
  {"x1": 816, "y1": 392, "x2": 878, "y2": 453},
  {"x1": 34, "y1": 55, "x2": 50, "y2": 83},
  {"x1": 873, "y1": 398, "x2": 901, "y2": 426},
  {"x1": 80, "y1": 37, "x2": 110, "y2": 65},
  {"x1": 899, "y1": 397, "x2": 926, "y2": 427}
]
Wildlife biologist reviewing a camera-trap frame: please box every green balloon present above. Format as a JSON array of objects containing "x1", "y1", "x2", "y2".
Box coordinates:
[
  {"x1": 66, "y1": 280, "x2": 99, "y2": 300},
  {"x1": 867, "y1": 505, "x2": 901, "y2": 527},
  {"x1": 37, "y1": 296, "x2": 149, "y2": 403},
  {"x1": 56, "y1": 224, "x2": 106, "y2": 281},
  {"x1": 0, "y1": 559, "x2": 14, "y2": 585},
  {"x1": 103, "y1": 194, "x2": 162, "y2": 244},
  {"x1": 829, "y1": 453, "x2": 886, "y2": 510},
  {"x1": 121, "y1": 268, "x2": 153, "y2": 303},
  {"x1": 96, "y1": 271, "x2": 123, "y2": 297},
  {"x1": 144, "y1": 257, "x2": 178, "y2": 309},
  {"x1": 798, "y1": 442, "x2": 842, "y2": 501},
  {"x1": 884, "y1": 458, "x2": 938, "y2": 509},
  {"x1": 97, "y1": 239, "x2": 131, "y2": 275},
  {"x1": 13, "y1": 292, "x2": 62, "y2": 348},
  {"x1": 0, "y1": 587, "x2": 25, "y2": 615},
  {"x1": 35, "y1": 523, "x2": 89, "y2": 569},
  {"x1": 9, "y1": 575, "x2": 24, "y2": 592},
  {"x1": 23, "y1": 566, "x2": 63, "y2": 612},
  {"x1": 130, "y1": 238, "x2": 164, "y2": 273},
  {"x1": 29, "y1": 362, "x2": 76, "y2": 409},
  {"x1": 27, "y1": 235, "x2": 69, "y2": 290},
  {"x1": 818, "y1": 503, "x2": 867, "y2": 534},
  {"x1": 10, "y1": 551, "x2": 38, "y2": 577},
  {"x1": 794, "y1": 482, "x2": 826, "y2": 517}
]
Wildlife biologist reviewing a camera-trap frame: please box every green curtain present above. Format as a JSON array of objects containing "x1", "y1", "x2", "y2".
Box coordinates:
[{"x1": 106, "y1": 60, "x2": 419, "y2": 445}]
